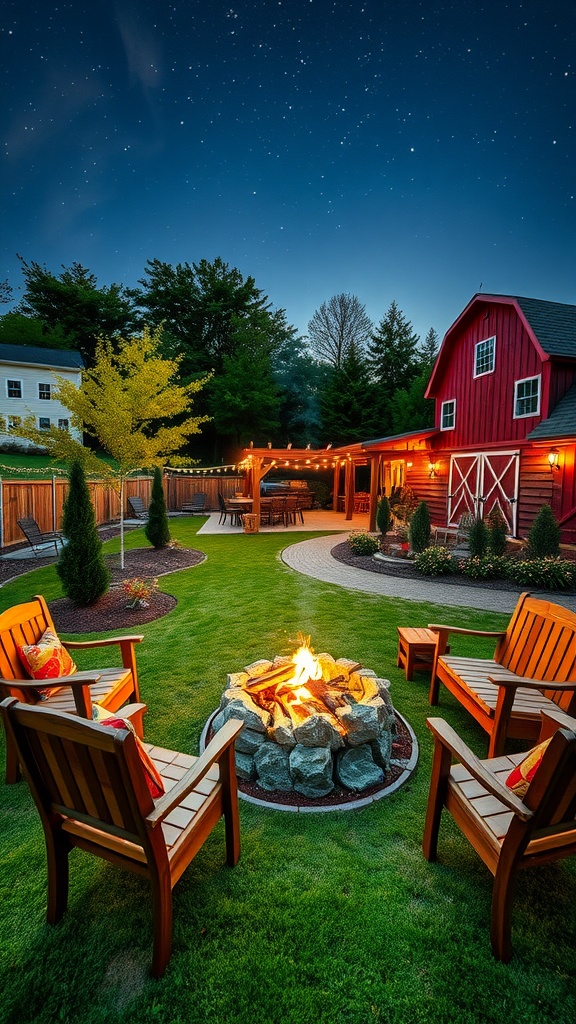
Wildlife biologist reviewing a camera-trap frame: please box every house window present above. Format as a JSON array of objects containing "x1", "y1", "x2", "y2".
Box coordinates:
[
  {"x1": 514, "y1": 375, "x2": 541, "y2": 418},
  {"x1": 38, "y1": 383, "x2": 51, "y2": 400},
  {"x1": 474, "y1": 336, "x2": 495, "y2": 377},
  {"x1": 58, "y1": 418, "x2": 69, "y2": 431},
  {"x1": 38, "y1": 417, "x2": 51, "y2": 430},
  {"x1": 7, "y1": 379, "x2": 22, "y2": 398},
  {"x1": 440, "y1": 399, "x2": 456, "y2": 430},
  {"x1": 8, "y1": 416, "x2": 21, "y2": 431}
]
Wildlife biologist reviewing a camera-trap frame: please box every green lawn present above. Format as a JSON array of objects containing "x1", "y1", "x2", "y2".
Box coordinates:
[{"x1": 0, "y1": 520, "x2": 575, "y2": 1024}]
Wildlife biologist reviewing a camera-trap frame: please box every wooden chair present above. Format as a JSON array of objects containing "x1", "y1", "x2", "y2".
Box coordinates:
[
  {"x1": 17, "y1": 517, "x2": 64, "y2": 557},
  {"x1": 0, "y1": 698, "x2": 244, "y2": 978},
  {"x1": 423, "y1": 708, "x2": 576, "y2": 962},
  {"x1": 127, "y1": 496, "x2": 148, "y2": 519},
  {"x1": 0, "y1": 595, "x2": 143, "y2": 783}
]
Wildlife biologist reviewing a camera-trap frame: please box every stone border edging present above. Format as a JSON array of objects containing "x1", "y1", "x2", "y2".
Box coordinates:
[{"x1": 200, "y1": 708, "x2": 419, "y2": 813}]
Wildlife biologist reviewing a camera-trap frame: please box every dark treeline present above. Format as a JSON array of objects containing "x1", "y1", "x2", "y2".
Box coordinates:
[{"x1": 0, "y1": 259, "x2": 439, "y2": 462}]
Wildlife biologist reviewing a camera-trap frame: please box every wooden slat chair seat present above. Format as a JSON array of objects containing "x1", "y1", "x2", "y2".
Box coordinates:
[
  {"x1": 0, "y1": 595, "x2": 143, "y2": 783},
  {"x1": 17, "y1": 516, "x2": 64, "y2": 556},
  {"x1": 423, "y1": 708, "x2": 576, "y2": 962},
  {"x1": 0, "y1": 698, "x2": 244, "y2": 977},
  {"x1": 429, "y1": 592, "x2": 576, "y2": 756}
]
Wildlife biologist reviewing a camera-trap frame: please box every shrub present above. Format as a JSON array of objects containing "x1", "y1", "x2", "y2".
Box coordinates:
[
  {"x1": 414, "y1": 546, "x2": 454, "y2": 576},
  {"x1": 409, "y1": 501, "x2": 431, "y2": 553},
  {"x1": 376, "y1": 495, "x2": 392, "y2": 535},
  {"x1": 505, "y1": 557, "x2": 575, "y2": 591},
  {"x1": 145, "y1": 466, "x2": 171, "y2": 549},
  {"x1": 468, "y1": 516, "x2": 489, "y2": 557},
  {"x1": 459, "y1": 555, "x2": 509, "y2": 580},
  {"x1": 57, "y1": 460, "x2": 110, "y2": 606},
  {"x1": 527, "y1": 504, "x2": 561, "y2": 558},
  {"x1": 348, "y1": 530, "x2": 380, "y2": 555},
  {"x1": 486, "y1": 506, "x2": 508, "y2": 555}
]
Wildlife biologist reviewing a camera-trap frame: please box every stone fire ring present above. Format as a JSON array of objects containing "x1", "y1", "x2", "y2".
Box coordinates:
[{"x1": 200, "y1": 705, "x2": 418, "y2": 815}]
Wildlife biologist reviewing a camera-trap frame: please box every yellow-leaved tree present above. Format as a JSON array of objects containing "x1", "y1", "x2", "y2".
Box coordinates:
[{"x1": 16, "y1": 327, "x2": 211, "y2": 567}]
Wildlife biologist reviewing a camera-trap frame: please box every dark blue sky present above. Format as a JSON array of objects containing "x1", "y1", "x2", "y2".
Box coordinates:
[{"x1": 2, "y1": 1, "x2": 575, "y2": 343}]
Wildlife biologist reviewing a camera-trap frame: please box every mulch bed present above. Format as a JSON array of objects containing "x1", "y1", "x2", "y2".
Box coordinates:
[{"x1": 46, "y1": 546, "x2": 206, "y2": 633}]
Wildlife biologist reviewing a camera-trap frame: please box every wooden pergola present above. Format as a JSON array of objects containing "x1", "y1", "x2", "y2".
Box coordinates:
[{"x1": 238, "y1": 434, "x2": 437, "y2": 529}]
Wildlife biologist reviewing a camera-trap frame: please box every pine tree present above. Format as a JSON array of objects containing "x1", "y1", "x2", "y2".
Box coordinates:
[
  {"x1": 366, "y1": 301, "x2": 420, "y2": 434},
  {"x1": 145, "y1": 467, "x2": 171, "y2": 548},
  {"x1": 527, "y1": 504, "x2": 561, "y2": 557},
  {"x1": 409, "y1": 501, "x2": 431, "y2": 553},
  {"x1": 376, "y1": 495, "x2": 392, "y2": 535},
  {"x1": 57, "y1": 461, "x2": 110, "y2": 605}
]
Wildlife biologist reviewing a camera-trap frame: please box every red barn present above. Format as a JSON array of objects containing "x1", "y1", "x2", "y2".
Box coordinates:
[{"x1": 359, "y1": 294, "x2": 576, "y2": 544}]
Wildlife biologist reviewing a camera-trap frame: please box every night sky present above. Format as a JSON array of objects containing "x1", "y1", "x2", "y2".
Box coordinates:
[{"x1": 2, "y1": 1, "x2": 575, "y2": 344}]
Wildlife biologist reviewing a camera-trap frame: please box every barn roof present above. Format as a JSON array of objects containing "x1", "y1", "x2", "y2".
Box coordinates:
[
  {"x1": 527, "y1": 383, "x2": 576, "y2": 441},
  {"x1": 0, "y1": 343, "x2": 84, "y2": 369}
]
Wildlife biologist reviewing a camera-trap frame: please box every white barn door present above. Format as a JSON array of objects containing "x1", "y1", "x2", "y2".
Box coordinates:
[{"x1": 448, "y1": 451, "x2": 519, "y2": 534}]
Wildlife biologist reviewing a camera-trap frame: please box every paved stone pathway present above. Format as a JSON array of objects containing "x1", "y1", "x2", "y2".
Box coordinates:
[{"x1": 281, "y1": 534, "x2": 576, "y2": 614}]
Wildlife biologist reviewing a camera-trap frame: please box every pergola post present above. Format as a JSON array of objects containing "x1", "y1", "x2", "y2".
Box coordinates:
[
  {"x1": 344, "y1": 460, "x2": 354, "y2": 521},
  {"x1": 368, "y1": 454, "x2": 380, "y2": 532},
  {"x1": 332, "y1": 463, "x2": 340, "y2": 511}
]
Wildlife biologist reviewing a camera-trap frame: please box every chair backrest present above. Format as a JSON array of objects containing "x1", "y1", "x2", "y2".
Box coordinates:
[
  {"x1": 189, "y1": 492, "x2": 206, "y2": 509},
  {"x1": 17, "y1": 517, "x2": 43, "y2": 546},
  {"x1": 496, "y1": 593, "x2": 576, "y2": 709},
  {"x1": 218, "y1": 492, "x2": 226, "y2": 512},
  {"x1": 0, "y1": 596, "x2": 54, "y2": 699},
  {"x1": 1, "y1": 698, "x2": 156, "y2": 857},
  {"x1": 509, "y1": 723, "x2": 576, "y2": 853}
]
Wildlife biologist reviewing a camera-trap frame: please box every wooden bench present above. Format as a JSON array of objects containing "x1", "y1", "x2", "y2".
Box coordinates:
[
  {"x1": 428, "y1": 592, "x2": 576, "y2": 757},
  {"x1": 0, "y1": 595, "x2": 144, "y2": 783}
]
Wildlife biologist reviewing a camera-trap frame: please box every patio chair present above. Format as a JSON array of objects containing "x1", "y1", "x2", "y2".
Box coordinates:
[
  {"x1": 127, "y1": 495, "x2": 148, "y2": 519},
  {"x1": 423, "y1": 708, "x2": 576, "y2": 962},
  {"x1": 17, "y1": 517, "x2": 63, "y2": 557},
  {"x1": 181, "y1": 492, "x2": 207, "y2": 514},
  {"x1": 0, "y1": 697, "x2": 244, "y2": 978}
]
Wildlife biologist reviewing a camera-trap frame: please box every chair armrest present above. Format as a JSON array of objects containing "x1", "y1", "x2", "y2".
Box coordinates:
[
  {"x1": 63, "y1": 635, "x2": 144, "y2": 650},
  {"x1": 428, "y1": 624, "x2": 507, "y2": 639},
  {"x1": 1, "y1": 670, "x2": 102, "y2": 692},
  {"x1": 146, "y1": 719, "x2": 244, "y2": 828},
  {"x1": 487, "y1": 674, "x2": 576, "y2": 693},
  {"x1": 426, "y1": 716, "x2": 532, "y2": 820},
  {"x1": 538, "y1": 707, "x2": 576, "y2": 742}
]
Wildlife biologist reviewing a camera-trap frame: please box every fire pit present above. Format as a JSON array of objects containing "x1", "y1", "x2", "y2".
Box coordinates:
[{"x1": 205, "y1": 638, "x2": 417, "y2": 810}]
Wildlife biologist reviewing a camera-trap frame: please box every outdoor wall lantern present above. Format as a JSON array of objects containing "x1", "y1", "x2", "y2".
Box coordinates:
[
  {"x1": 547, "y1": 448, "x2": 560, "y2": 472},
  {"x1": 428, "y1": 461, "x2": 439, "y2": 478}
]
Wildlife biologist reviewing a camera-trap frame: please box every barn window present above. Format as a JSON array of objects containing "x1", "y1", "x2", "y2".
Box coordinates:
[
  {"x1": 474, "y1": 336, "x2": 495, "y2": 377},
  {"x1": 38, "y1": 382, "x2": 51, "y2": 400},
  {"x1": 6, "y1": 379, "x2": 22, "y2": 398},
  {"x1": 38, "y1": 417, "x2": 51, "y2": 430},
  {"x1": 514, "y1": 375, "x2": 540, "y2": 418},
  {"x1": 441, "y1": 399, "x2": 456, "y2": 430}
]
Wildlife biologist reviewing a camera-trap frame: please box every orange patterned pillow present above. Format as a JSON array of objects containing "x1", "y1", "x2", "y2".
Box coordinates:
[
  {"x1": 99, "y1": 715, "x2": 165, "y2": 799},
  {"x1": 18, "y1": 629, "x2": 77, "y2": 681},
  {"x1": 505, "y1": 738, "x2": 551, "y2": 797}
]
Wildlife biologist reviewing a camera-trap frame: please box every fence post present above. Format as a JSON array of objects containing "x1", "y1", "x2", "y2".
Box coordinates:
[
  {"x1": 0, "y1": 477, "x2": 3, "y2": 549},
  {"x1": 52, "y1": 475, "x2": 57, "y2": 531}
]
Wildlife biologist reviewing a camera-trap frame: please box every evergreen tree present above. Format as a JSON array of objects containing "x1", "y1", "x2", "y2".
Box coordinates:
[
  {"x1": 468, "y1": 516, "x2": 489, "y2": 558},
  {"x1": 486, "y1": 506, "x2": 508, "y2": 555},
  {"x1": 318, "y1": 342, "x2": 376, "y2": 445},
  {"x1": 527, "y1": 504, "x2": 561, "y2": 557},
  {"x1": 366, "y1": 301, "x2": 420, "y2": 434},
  {"x1": 145, "y1": 467, "x2": 171, "y2": 548},
  {"x1": 409, "y1": 501, "x2": 431, "y2": 553},
  {"x1": 376, "y1": 495, "x2": 392, "y2": 535},
  {"x1": 57, "y1": 461, "x2": 110, "y2": 605}
]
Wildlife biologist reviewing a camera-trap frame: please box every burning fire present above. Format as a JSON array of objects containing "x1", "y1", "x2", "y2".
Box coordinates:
[{"x1": 291, "y1": 640, "x2": 323, "y2": 689}]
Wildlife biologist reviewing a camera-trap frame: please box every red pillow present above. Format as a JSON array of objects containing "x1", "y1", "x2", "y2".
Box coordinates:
[
  {"x1": 18, "y1": 628, "x2": 77, "y2": 681},
  {"x1": 505, "y1": 738, "x2": 551, "y2": 797},
  {"x1": 100, "y1": 716, "x2": 165, "y2": 798}
]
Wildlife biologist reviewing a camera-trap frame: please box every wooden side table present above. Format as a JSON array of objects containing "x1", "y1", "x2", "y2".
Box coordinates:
[{"x1": 397, "y1": 626, "x2": 442, "y2": 681}]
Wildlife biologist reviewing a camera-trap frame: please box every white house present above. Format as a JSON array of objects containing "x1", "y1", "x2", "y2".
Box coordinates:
[{"x1": 0, "y1": 344, "x2": 84, "y2": 445}]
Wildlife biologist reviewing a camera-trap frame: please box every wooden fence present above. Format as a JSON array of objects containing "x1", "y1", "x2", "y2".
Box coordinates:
[{"x1": 0, "y1": 474, "x2": 245, "y2": 549}]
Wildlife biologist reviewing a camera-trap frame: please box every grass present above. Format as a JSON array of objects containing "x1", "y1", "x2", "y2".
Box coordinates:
[{"x1": 0, "y1": 520, "x2": 575, "y2": 1024}]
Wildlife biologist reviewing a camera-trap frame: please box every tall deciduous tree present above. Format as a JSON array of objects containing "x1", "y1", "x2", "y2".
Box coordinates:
[
  {"x1": 366, "y1": 300, "x2": 420, "y2": 434},
  {"x1": 14, "y1": 327, "x2": 210, "y2": 567},
  {"x1": 17, "y1": 259, "x2": 139, "y2": 365},
  {"x1": 307, "y1": 294, "x2": 373, "y2": 369}
]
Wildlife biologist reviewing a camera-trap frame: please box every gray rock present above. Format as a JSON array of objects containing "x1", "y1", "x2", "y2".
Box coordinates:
[
  {"x1": 225, "y1": 671, "x2": 249, "y2": 690},
  {"x1": 335, "y1": 745, "x2": 385, "y2": 790},
  {"x1": 290, "y1": 744, "x2": 334, "y2": 798},
  {"x1": 212, "y1": 693, "x2": 271, "y2": 734},
  {"x1": 371, "y1": 730, "x2": 392, "y2": 771},
  {"x1": 254, "y1": 742, "x2": 293, "y2": 791},
  {"x1": 235, "y1": 751, "x2": 256, "y2": 781},
  {"x1": 235, "y1": 726, "x2": 267, "y2": 755},
  {"x1": 269, "y1": 705, "x2": 296, "y2": 748},
  {"x1": 244, "y1": 659, "x2": 273, "y2": 677},
  {"x1": 293, "y1": 713, "x2": 343, "y2": 751},
  {"x1": 336, "y1": 701, "x2": 381, "y2": 746}
]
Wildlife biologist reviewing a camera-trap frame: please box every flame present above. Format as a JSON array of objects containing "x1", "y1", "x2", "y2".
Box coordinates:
[{"x1": 291, "y1": 642, "x2": 322, "y2": 689}]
